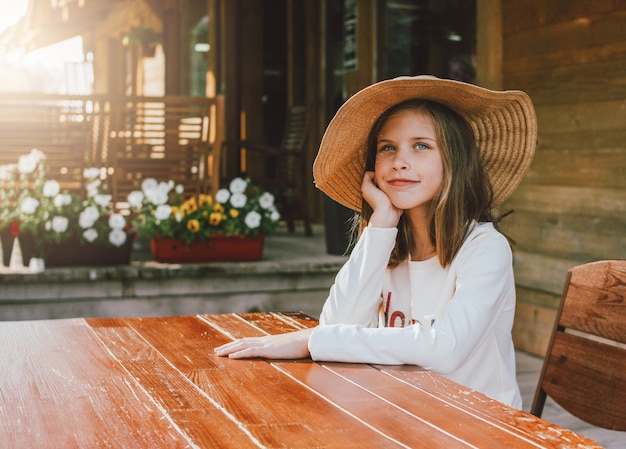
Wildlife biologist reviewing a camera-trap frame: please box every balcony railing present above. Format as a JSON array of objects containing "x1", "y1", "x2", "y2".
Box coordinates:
[{"x1": 0, "y1": 93, "x2": 224, "y2": 202}]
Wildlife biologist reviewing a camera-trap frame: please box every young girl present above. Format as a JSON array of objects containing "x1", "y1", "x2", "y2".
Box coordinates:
[{"x1": 215, "y1": 76, "x2": 537, "y2": 409}]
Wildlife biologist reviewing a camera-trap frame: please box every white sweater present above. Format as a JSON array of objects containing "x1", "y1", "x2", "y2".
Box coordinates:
[{"x1": 308, "y1": 223, "x2": 522, "y2": 408}]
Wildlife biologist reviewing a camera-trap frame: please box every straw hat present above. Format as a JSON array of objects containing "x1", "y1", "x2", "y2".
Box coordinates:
[{"x1": 313, "y1": 75, "x2": 537, "y2": 211}]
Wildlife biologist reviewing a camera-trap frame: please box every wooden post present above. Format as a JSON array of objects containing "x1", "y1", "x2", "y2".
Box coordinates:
[{"x1": 476, "y1": 0, "x2": 502, "y2": 89}]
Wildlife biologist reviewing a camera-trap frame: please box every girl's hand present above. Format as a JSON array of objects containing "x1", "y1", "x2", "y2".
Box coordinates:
[
  {"x1": 362, "y1": 171, "x2": 402, "y2": 228},
  {"x1": 214, "y1": 328, "x2": 314, "y2": 359}
]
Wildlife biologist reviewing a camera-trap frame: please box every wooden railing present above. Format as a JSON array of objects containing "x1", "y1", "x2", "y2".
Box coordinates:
[{"x1": 0, "y1": 93, "x2": 224, "y2": 201}]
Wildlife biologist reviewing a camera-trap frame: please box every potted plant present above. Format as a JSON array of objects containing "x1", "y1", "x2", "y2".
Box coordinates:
[
  {"x1": 0, "y1": 149, "x2": 135, "y2": 269},
  {"x1": 122, "y1": 26, "x2": 161, "y2": 57},
  {"x1": 128, "y1": 177, "x2": 281, "y2": 263}
]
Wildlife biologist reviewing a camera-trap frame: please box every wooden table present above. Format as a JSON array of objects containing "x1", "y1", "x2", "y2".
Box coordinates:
[{"x1": 1, "y1": 312, "x2": 602, "y2": 448}]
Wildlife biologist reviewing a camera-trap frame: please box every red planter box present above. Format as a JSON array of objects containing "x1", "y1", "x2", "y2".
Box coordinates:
[{"x1": 150, "y1": 234, "x2": 265, "y2": 263}]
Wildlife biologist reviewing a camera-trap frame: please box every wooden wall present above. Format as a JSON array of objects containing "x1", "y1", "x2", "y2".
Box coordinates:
[{"x1": 497, "y1": 0, "x2": 626, "y2": 356}]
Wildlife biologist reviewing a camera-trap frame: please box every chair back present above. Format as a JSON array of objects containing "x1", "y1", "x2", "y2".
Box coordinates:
[
  {"x1": 276, "y1": 105, "x2": 310, "y2": 191},
  {"x1": 219, "y1": 105, "x2": 313, "y2": 235},
  {"x1": 530, "y1": 259, "x2": 626, "y2": 430},
  {"x1": 105, "y1": 95, "x2": 224, "y2": 202},
  {"x1": 274, "y1": 105, "x2": 311, "y2": 234}
]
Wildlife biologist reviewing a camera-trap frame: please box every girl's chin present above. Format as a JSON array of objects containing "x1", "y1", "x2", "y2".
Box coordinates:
[{"x1": 389, "y1": 197, "x2": 433, "y2": 211}]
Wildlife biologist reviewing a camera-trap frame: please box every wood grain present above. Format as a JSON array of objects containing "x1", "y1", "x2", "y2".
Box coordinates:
[
  {"x1": 498, "y1": 0, "x2": 626, "y2": 361},
  {"x1": 543, "y1": 332, "x2": 626, "y2": 429},
  {"x1": 119, "y1": 315, "x2": 404, "y2": 448},
  {"x1": 0, "y1": 319, "x2": 190, "y2": 449},
  {"x1": 533, "y1": 260, "x2": 626, "y2": 431},
  {"x1": 1, "y1": 313, "x2": 603, "y2": 448},
  {"x1": 561, "y1": 261, "x2": 626, "y2": 341}
]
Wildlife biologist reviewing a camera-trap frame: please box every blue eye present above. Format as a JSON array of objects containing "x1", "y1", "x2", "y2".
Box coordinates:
[
  {"x1": 378, "y1": 144, "x2": 395, "y2": 152},
  {"x1": 415, "y1": 143, "x2": 429, "y2": 150}
]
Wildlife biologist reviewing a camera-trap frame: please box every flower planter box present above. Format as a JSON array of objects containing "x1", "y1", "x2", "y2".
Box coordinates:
[
  {"x1": 0, "y1": 227, "x2": 37, "y2": 267},
  {"x1": 1, "y1": 229, "x2": 133, "y2": 267},
  {"x1": 0, "y1": 227, "x2": 16, "y2": 266},
  {"x1": 43, "y1": 236, "x2": 134, "y2": 267},
  {"x1": 151, "y1": 234, "x2": 265, "y2": 263}
]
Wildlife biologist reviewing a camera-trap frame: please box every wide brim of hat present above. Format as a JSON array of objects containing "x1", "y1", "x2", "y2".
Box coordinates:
[{"x1": 313, "y1": 76, "x2": 537, "y2": 211}]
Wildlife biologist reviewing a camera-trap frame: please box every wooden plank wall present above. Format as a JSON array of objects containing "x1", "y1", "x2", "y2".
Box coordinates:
[{"x1": 498, "y1": 0, "x2": 626, "y2": 356}]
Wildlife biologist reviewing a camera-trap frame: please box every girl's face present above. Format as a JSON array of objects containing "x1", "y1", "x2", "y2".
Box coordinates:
[{"x1": 374, "y1": 110, "x2": 444, "y2": 212}]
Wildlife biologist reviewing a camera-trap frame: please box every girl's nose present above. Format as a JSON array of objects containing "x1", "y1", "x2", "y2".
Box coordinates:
[{"x1": 392, "y1": 149, "x2": 410, "y2": 170}]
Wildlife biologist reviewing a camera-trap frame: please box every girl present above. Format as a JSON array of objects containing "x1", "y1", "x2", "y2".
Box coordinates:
[{"x1": 215, "y1": 76, "x2": 537, "y2": 408}]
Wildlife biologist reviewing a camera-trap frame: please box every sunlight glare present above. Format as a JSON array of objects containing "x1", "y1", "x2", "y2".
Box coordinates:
[
  {"x1": 0, "y1": 1, "x2": 87, "y2": 94},
  {"x1": 0, "y1": 1, "x2": 28, "y2": 34}
]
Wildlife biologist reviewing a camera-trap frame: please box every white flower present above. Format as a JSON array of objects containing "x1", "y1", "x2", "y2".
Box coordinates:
[
  {"x1": 43, "y1": 180, "x2": 61, "y2": 198},
  {"x1": 51, "y1": 216, "x2": 69, "y2": 233},
  {"x1": 20, "y1": 197, "x2": 39, "y2": 214},
  {"x1": 244, "y1": 211, "x2": 261, "y2": 229},
  {"x1": 79, "y1": 216, "x2": 96, "y2": 229},
  {"x1": 141, "y1": 177, "x2": 158, "y2": 192},
  {"x1": 144, "y1": 181, "x2": 172, "y2": 206},
  {"x1": 229, "y1": 177, "x2": 248, "y2": 193},
  {"x1": 175, "y1": 184, "x2": 184, "y2": 194},
  {"x1": 108, "y1": 213, "x2": 126, "y2": 230},
  {"x1": 259, "y1": 192, "x2": 275, "y2": 209},
  {"x1": 83, "y1": 228, "x2": 98, "y2": 242},
  {"x1": 29, "y1": 148, "x2": 45, "y2": 164},
  {"x1": 79, "y1": 205, "x2": 100, "y2": 228},
  {"x1": 94, "y1": 194, "x2": 112, "y2": 208},
  {"x1": 146, "y1": 189, "x2": 168, "y2": 206},
  {"x1": 108, "y1": 229, "x2": 127, "y2": 247},
  {"x1": 215, "y1": 188, "x2": 230, "y2": 203},
  {"x1": 154, "y1": 204, "x2": 172, "y2": 220},
  {"x1": 83, "y1": 167, "x2": 101, "y2": 179},
  {"x1": 0, "y1": 164, "x2": 15, "y2": 181},
  {"x1": 145, "y1": 190, "x2": 164, "y2": 206},
  {"x1": 127, "y1": 190, "x2": 144, "y2": 208},
  {"x1": 53, "y1": 193, "x2": 73, "y2": 207},
  {"x1": 82, "y1": 205, "x2": 99, "y2": 220},
  {"x1": 17, "y1": 152, "x2": 38, "y2": 174},
  {"x1": 230, "y1": 192, "x2": 247, "y2": 208},
  {"x1": 270, "y1": 209, "x2": 281, "y2": 221},
  {"x1": 86, "y1": 179, "x2": 102, "y2": 197},
  {"x1": 174, "y1": 211, "x2": 182, "y2": 222}
]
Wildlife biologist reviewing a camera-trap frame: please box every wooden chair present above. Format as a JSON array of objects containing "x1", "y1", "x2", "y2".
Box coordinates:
[
  {"x1": 221, "y1": 105, "x2": 313, "y2": 236},
  {"x1": 530, "y1": 259, "x2": 626, "y2": 431},
  {"x1": 104, "y1": 95, "x2": 224, "y2": 203}
]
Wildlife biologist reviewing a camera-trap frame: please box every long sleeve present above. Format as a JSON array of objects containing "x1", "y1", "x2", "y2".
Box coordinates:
[
  {"x1": 318, "y1": 226, "x2": 397, "y2": 327},
  {"x1": 309, "y1": 223, "x2": 521, "y2": 407}
]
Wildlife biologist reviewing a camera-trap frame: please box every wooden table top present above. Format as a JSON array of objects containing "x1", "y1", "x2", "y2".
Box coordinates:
[{"x1": 1, "y1": 312, "x2": 602, "y2": 448}]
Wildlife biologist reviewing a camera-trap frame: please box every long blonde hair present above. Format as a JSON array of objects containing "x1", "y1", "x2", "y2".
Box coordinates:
[{"x1": 350, "y1": 99, "x2": 506, "y2": 268}]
